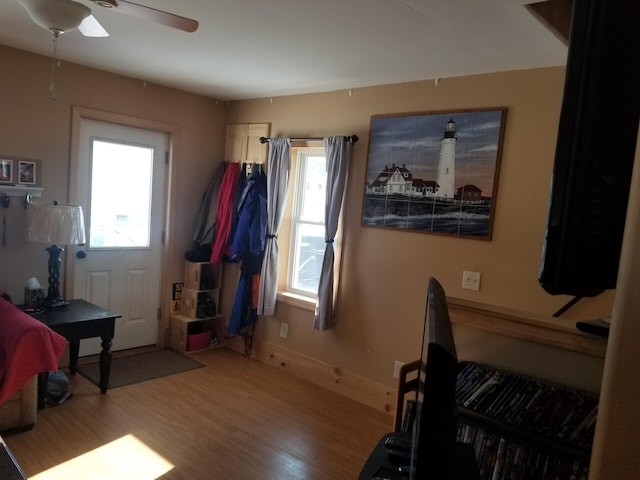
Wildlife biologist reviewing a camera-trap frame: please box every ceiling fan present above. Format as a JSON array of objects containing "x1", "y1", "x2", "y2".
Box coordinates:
[{"x1": 17, "y1": 0, "x2": 199, "y2": 38}]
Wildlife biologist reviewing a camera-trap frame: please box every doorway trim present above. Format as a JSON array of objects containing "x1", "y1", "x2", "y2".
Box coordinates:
[{"x1": 69, "y1": 106, "x2": 179, "y2": 348}]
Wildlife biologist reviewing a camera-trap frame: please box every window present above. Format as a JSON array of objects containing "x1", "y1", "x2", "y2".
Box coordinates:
[
  {"x1": 89, "y1": 139, "x2": 154, "y2": 248},
  {"x1": 286, "y1": 149, "x2": 327, "y2": 298}
]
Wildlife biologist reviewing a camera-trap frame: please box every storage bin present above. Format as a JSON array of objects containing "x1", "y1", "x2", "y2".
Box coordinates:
[{"x1": 186, "y1": 329, "x2": 212, "y2": 351}]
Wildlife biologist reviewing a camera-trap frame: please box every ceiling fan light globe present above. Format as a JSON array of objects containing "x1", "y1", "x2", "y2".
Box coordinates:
[
  {"x1": 19, "y1": 0, "x2": 91, "y2": 34},
  {"x1": 94, "y1": 0, "x2": 117, "y2": 8}
]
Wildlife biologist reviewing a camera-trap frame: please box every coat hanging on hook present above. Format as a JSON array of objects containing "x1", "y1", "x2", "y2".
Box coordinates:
[{"x1": 228, "y1": 166, "x2": 267, "y2": 336}]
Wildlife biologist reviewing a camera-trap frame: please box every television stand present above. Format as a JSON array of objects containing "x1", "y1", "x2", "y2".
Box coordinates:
[{"x1": 359, "y1": 433, "x2": 480, "y2": 480}]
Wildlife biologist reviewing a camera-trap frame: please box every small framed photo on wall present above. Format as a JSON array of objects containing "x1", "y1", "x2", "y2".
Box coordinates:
[
  {"x1": 0, "y1": 159, "x2": 13, "y2": 183},
  {"x1": 18, "y1": 161, "x2": 36, "y2": 185}
]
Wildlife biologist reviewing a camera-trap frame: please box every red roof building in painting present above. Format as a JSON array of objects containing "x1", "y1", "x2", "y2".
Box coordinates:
[{"x1": 455, "y1": 184, "x2": 483, "y2": 204}]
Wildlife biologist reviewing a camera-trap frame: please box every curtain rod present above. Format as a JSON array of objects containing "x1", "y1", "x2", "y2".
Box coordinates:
[{"x1": 258, "y1": 135, "x2": 359, "y2": 144}]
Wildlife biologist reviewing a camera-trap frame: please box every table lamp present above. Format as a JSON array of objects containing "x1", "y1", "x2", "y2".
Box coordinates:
[{"x1": 25, "y1": 202, "x2": 86, "y2": 309}]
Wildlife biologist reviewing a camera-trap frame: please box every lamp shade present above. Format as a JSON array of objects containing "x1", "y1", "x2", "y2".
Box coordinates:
[
  {"x1": 25, "y1": 203, "x2": 86, "y2": 246},
  {"x1": 18, "y1": 0, "x2": 91, "y2": 34}
]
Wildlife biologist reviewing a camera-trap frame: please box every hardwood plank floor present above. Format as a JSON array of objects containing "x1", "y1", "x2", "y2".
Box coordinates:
[{"x1": 4, "y1": 348, "x2": 391, "y2": 479}]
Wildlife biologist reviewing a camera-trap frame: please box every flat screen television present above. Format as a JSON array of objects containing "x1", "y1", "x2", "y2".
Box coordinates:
[
  {"x1": 409, "y1": 277, "x2": 460, "y2": 479},
  {"x1": 539, "y1": 0, "x2": 640, "y2": 297}
]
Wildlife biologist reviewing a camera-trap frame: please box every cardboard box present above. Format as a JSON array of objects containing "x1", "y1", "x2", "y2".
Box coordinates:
[
  {"x1": 181, "y1": 288, "x2": 218, "y2": 319},
  {"x1": 24, "y1": 287, "x2": 46, "y2": 307},
  {"x1": 184, "y1": 262, "x2": 218, "y2": 290}
]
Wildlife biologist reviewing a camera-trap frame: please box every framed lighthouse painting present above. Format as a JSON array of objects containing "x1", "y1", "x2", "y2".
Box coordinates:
[{"x1": 362, "y1": 108, "x2": 507, "y2": 240}]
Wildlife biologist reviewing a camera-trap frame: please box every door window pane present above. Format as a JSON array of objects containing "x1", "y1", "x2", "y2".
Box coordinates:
[{"x1": 89, "y1": 139, "x2": 154, "y2": 248}]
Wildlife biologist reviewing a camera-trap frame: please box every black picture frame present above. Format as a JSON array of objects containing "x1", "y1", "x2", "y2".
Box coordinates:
[{"x1": 18, "y1": 160, "x2": 36, "y2": 185}]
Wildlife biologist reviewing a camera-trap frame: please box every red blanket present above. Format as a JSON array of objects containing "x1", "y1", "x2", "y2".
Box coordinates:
[{"x1": 0, "y1": 296, "x2": 66, "y2": 404}]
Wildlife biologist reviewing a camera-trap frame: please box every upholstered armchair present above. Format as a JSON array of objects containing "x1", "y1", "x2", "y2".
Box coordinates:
[{"x1": 0, "y1": 293, "x2": 66, "y2": 433}]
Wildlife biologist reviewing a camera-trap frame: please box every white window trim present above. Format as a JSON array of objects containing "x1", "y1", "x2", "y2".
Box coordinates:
[
  {"x1": 286, "y1": 148, "x2": 325, "y2": 299},
  {"x1": 276, "y1": 145, "x2": 345, "y2": 313}
]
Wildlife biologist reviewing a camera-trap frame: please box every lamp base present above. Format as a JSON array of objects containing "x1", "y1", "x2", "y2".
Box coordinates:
[
  {"x1": 43, "y1": 297, "x2": 69, "y2": 310},
  {"x1": 45, "y1": 244, "x2": 66, "y2": 310}
]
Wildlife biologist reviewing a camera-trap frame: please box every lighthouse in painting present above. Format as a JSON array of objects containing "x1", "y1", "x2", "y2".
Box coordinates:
[{"x1": 436, "y1": 119, "x2": 456, "y2": 199}]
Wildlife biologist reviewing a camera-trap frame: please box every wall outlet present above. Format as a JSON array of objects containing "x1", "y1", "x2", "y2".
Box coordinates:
[
  {"x1": 279, "y1": 322, "x2": 289, "y2": 338},
  {"x1": 462, "y1": 270, "x2": 481, "y2": 291},
  {"x1": 393, "y1": 360, "x2": 405, "y2": 379}
]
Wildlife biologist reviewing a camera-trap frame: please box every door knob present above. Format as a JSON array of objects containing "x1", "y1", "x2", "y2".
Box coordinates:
[{"x1": 76, "y1": 250, "x2": 87, "y2": 259}]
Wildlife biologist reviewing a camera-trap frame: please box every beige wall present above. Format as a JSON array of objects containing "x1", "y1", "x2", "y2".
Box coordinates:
[
  {"x1": 0, "y1": 43, "x2": 605, "y2": 394},
  {"x1": 3, "y1": 42, "x2": 637, "y2": 477},
  {"x1": 0, "y1": 45, "x2": 227, "y2": 336},
  {"x1": 226, "y1": 67, "x2": 607, "y2": 392}
]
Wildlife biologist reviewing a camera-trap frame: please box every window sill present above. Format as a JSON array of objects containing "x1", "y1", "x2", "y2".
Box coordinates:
[{"x1": 277, "y1": 292, "x2": 316, "y2": 312}]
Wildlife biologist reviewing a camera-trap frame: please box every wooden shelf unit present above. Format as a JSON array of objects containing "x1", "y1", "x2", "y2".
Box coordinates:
[
  {"x1": 170, "y1": 313, "x2": 224, "y2": 354},
  {"x1": 170, "y1": 261, "x2": 224, "y2": 354}
]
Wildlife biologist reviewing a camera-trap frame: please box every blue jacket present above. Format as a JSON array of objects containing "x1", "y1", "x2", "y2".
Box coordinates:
[
  {"x1": 228, "y1": 169, "x2": 267, "y2": 335},
  {"x1": 229, "y1": 169, "x2": 267, "y2": 261}
]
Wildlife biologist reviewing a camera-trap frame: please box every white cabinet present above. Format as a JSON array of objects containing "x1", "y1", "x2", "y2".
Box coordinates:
[{"x1": 224, "y1": 123, "x2": 270, "y2": 163}]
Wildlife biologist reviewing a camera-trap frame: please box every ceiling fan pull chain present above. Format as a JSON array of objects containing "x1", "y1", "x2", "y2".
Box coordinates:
[{"x1": 50, "y1": 32, "x2": 59, "y2": 102}]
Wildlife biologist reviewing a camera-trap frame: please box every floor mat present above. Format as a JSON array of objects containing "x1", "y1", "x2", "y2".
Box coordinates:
[{"x1": 78, "y1": 349, "x2": 204, "y2": 389}]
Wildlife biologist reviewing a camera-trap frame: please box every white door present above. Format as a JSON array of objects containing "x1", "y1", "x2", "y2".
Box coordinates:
[{"x1": 73, "y1": 119, "x2": 168, "y2": 355}]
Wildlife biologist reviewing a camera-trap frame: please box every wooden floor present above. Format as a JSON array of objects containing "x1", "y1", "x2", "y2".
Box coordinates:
[{"x1": 4, "y1": 348, "x2": 391, "y2": 479}]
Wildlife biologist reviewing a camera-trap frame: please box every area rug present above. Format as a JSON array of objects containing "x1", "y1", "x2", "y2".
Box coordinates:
[{"x1": 78, "y1": 349, "x2": 204, "y2": 389}]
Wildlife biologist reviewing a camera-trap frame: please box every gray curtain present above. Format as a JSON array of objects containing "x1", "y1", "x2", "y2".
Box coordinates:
[
  {"x1": 257, "y1": 138, "x2": 291, "y2": 316},
  {"x1": 314, "y1": 136, "x2": 348, "y2": 330}
]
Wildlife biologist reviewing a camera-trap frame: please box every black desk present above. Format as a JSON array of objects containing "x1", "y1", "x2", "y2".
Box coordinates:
[
  {"x1": 31, "y1": 299, "x2": 120, "y2": 407},
  {"x1": 359, "y1": 433, "x2": 480, "y2": 480}
]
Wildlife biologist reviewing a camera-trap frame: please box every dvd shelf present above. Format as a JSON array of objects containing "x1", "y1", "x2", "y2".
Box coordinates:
[
  {"x1": 398, "y1": 361, "x2": 598, "y2": 480},
  {"x1": 457, "y1": 422, "x2": 589, "y2": 479},
  {"x1": 456, "y1": 362, "x2": 598, "y2": 452}
]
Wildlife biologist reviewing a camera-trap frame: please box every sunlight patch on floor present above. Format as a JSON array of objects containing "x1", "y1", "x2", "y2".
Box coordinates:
[
  {"x1": 275, "y1": 450, "x2": 309, "y2": 477},
  {"x1": 31, "y1": 434, "x2": 174, "y2": 480}
]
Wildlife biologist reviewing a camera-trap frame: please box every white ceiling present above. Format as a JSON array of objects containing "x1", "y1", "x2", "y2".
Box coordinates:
[{"x1": 0, "y1": 0, "x2": 567, "y2": 101}]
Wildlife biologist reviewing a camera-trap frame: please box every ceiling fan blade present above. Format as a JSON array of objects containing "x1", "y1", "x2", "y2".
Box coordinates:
[
  {"x1": 78, "y1": 14, "x2": 109, "y2": 37},
  {"x1": 92, "y1": 0, "x2": 198, "y2": 33}
]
